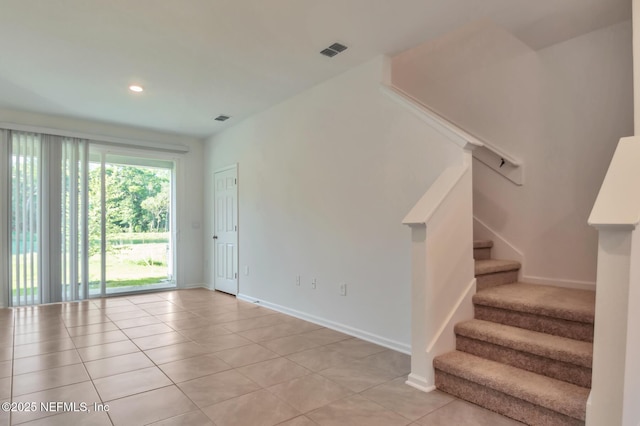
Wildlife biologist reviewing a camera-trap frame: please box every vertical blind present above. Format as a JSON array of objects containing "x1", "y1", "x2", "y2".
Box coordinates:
[
  {"x1": 8, "y1": 131, "x2": 88, "y2": 306},
  {"x1": 0, "y1": 131, "x2": 10, "y2": 309},
  {"x1": 10, "y1": 132, "x2": 40, "y2": 305},
  {"x1": 60, "y1": 138, "x2": 89, "y2": 302}
]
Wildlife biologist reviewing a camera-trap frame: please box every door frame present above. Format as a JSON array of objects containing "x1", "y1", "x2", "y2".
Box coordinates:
[{"x1": 213, "y1": 163, "x2": 239, "y2": 295}]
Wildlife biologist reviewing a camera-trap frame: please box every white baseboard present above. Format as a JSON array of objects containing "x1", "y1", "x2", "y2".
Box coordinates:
[
  {"x1": 237, "y1": 293, "x2": 410, "y2": 354},
  {"x1": 179, "y1": 283, "x2": 208, "y2": 289},
  {"x1": 522, "y1": 275, "x2": 596, "y2": 291},
  {"x1": 406, "y1": 374, "x2": 435, "y2": 393}
]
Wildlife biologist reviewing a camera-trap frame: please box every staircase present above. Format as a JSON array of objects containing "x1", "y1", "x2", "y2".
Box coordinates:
[{"x1": 434, "y1": 240, "x2": 595, "y2": 425}]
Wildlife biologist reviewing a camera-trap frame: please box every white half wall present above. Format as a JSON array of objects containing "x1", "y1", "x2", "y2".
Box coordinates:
[
  {"x1": 0, "y1": 108, "x2": 206, "y2": 288},
  {"x1": 392, "y1": 21, "x2": 634, "y2": 287},
  {"x1": 204, "y1": 57, "x2": 462, "y2": 350}
]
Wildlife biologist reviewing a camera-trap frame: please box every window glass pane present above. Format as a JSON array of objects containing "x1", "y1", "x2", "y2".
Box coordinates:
[{"x1": 88, "y1": 149, "x2": 176, "y2": 295}]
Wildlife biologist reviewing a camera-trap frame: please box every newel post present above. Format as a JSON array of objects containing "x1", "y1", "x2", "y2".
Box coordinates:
[
  {"x1": 586, "y1": 226, "x2": 640, "y2": 426},
  {"x1": 406, "y1": 224, "x2": 431, "y2": 391},
  {"x1": 586, "y1": 137, "x2": 640, "y2": 426}
]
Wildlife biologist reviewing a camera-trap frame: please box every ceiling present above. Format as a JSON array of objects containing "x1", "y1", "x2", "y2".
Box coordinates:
[{"x1": 0, "y1": 0, "x2": 631, "y2": 138}]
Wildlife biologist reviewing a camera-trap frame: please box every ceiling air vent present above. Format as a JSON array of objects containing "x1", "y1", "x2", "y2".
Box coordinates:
[
  {"x1": 320, "y1": 42, "x2": 348, "y2": 58},
  {"x1": 320, "y1": 48, "x2": 338, "y2": 58},
  {"x1": 214, "y1": 115, "x2": 231, "y2": 122}
]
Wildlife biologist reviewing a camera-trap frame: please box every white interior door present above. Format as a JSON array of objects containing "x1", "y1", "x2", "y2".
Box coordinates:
[{"x1": 213, "y1": 166, "x2": 238, "y2": 295}]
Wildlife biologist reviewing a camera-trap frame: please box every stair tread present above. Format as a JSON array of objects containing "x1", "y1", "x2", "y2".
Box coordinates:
[
  {"x1": 434, "y1": 351, "x2": 589, "y2": 420},
  {"x1": 455, "y1": 319, "x2": 592, "y2": 367},
  {"x1": 473, "y1": 240, "x2": 494, "y2": 249},
  {"x1": 474, "y1": 283, "x2": 595, "y2": 324},
  {"x1": 474, "y1": 259, "x2": 521, "y2": 275}
]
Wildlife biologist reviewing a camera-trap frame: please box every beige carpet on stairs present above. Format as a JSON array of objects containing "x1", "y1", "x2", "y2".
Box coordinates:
[
  {"x1": 434, "y1": 241, "x2": 596, "y2": 425},
  {"x1": 472, "y1": 284, "x2": 595, "y2": 324},
  {"x1": 435, "y1": 351, "x2": 589, "y2": 424},
  {"x1": 455, "y1": 319, "x2": 592, "y2": 387}
]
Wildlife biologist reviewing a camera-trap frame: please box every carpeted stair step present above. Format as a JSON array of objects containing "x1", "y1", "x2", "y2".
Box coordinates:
[
  {"x1": 473, "y1": 283, "x2": 595, "y2": 342},
  {"x1": 475, "y1": 259, "x2": 521, "y2": 290},
  {"x1": 473, "y1": 240, "x2": 493, "y2": 260},
  {"x1": 434, "y1": 351, "x2": 589, "y2": 425},
  {"x1": 455, "y1": 319, "x2": 592, "y2": 387}
]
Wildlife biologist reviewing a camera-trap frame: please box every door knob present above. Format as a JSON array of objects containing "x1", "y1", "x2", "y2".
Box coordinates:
[{"x1": 213, "y1": 235, "x2": 218, "y2": 239}]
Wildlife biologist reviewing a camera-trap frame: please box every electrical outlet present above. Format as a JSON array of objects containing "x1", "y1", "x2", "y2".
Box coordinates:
[
  {"x1": 311, "y1": 278, "x2": 317, "y2": 289},
  {"x1": 339, "y1": 283, "x2": 347, "y2": 296},
  {"x1": 296, "y1": 275, "x2": 301, "y2": 286},
  {"x1": 244, "y1": 266, "x2": 249, "y2": 275}
]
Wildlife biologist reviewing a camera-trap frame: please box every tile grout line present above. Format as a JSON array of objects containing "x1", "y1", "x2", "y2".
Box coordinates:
[
  {"x1": 141, "y1": 295, "x2": 321, "y2": 423},
  {"x1": 80, "y1": 297, "x2": 174, "y2": 423},
  {"x1": 64, "y1": 301, "x2": 116, "y2": 426},
  {"x1": 9, "y1": 308, "x2": 15, "y2": 426},
  {"x1": 118, "y1": 305, "x2": 204, "y2": 424},
  {"x1": 7, "y1": 291, "x2": 433, "y2": 426},
  {"x1": 142, "y1": 296, "x2": 226, "y2": 424},
  {"x1": 8, "y1": 295, "x2": 198, "y2": 424},
  {"x1": 95, "y1": 295, "x2": 225, "y2": 424},
  {"x1": 144, "y1": 300, "x2": 284, "y2": 424}
]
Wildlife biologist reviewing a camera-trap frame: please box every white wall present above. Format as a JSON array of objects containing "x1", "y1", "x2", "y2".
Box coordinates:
[
  {"x1": 0, "y1": 109, "x2": 206, "y2": 288},
  {"x1": 0, "y1": 131, "x2": 8, "y2": 308},
  {"x1": 204, "y1": 57, "x2": 462, "y2": 350},
  {"x1": 392, "y1": 21, "x2": 634, "y2": 288}
]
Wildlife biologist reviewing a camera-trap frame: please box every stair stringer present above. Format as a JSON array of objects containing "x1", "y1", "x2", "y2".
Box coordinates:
[
  {"x1": 473, "y1": 216, "x2": 524, "y2": 270},
  {"x1": 406, "y1": 276, "x2": 476, "y2": 392}
]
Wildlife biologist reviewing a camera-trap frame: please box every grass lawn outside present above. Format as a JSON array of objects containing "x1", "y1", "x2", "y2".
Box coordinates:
[{"x1": 11, "y1": 232, "x2": 174, "y2": 298}]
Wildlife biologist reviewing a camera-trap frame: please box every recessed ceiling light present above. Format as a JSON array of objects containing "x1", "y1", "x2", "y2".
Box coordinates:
[
  {"x1": 129, "y1": 85, "x2": 144, "y2": 93},
  {"x1": 214, "y1": 115, "x2": 231, "y2": 122}
]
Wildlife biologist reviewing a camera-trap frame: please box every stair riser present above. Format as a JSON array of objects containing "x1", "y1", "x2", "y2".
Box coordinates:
[
  {"x1": 474, "y1": 247, "x2": 492, "y2": 260},
  {"x1": 456, "y1": 336, "x2": 592, "y2": 388},
  {"x1": 435, "y1": 370, "x2": 584, "y2": 426},
  {"x1": 474, "y1": 305, "x2": 594, "y2": 342},
  {"x1": 476, "y1": 270, "x2": 519, "y2": 290}
]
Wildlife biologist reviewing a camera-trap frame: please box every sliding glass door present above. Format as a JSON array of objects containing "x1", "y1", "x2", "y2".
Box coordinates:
[
  {"x1": 5, "y1": 130, "x2": 180, "y2": 306},
  {"x1": 88, "y1": 150, "x2": 176, "y2": 296}
]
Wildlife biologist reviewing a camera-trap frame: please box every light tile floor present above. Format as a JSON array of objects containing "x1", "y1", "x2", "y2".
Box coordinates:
[{"x1": 0, "y1": 289, "x2": 524, "y2": 425}]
